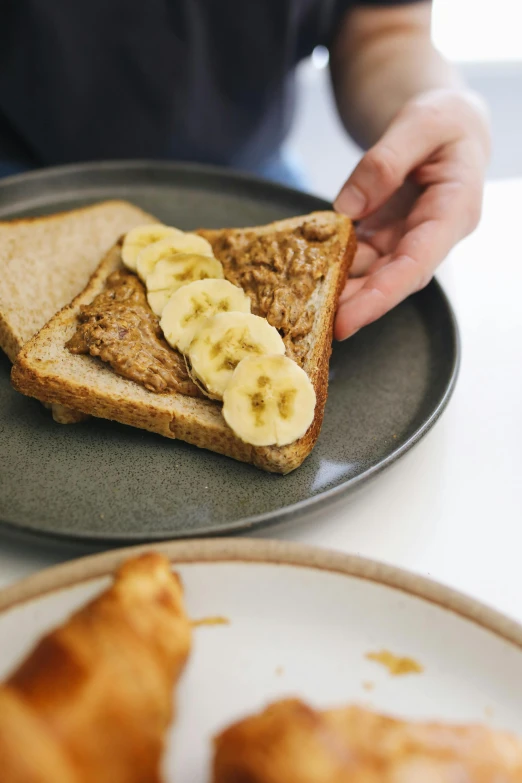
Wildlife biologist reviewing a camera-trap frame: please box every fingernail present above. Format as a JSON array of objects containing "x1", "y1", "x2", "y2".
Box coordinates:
[
  {"x1": 338, "y1": 327, "x2": 360, "y2": 342},
  {"x1": 334, "y1": 185, "x2": 367, "y2": 218}
]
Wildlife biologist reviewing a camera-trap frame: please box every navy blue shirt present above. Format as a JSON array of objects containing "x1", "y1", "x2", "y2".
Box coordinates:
[{"x1": 0, "y1": 1, "x2": 420, "y2": 171}]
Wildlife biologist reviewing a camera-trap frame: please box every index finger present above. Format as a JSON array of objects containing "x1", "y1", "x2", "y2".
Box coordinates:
[{"x1": 334, "y1": 96, "x2": 466, "y2": 220}]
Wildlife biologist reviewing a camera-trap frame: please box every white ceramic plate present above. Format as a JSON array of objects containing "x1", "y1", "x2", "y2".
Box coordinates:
[{"x1": 1, "y1": 539, "x2": 522, "y2": 782}]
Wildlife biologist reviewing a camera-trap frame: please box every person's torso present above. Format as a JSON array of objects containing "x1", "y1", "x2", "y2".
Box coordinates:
[{"x1": 0, "y1": 0, "x2": 337, "y2": 168}]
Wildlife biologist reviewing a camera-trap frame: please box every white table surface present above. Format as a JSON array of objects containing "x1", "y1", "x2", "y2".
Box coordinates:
[{"x1": 1, "y1": 178, "x2": 520, "y2": 624}]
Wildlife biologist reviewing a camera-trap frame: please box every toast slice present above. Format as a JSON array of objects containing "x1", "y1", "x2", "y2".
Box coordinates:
[
  {"x1": 12, "y1": 211, "x2": 356, "y2": 473},
  {"x1": 0, "y1": 200, "x2": 156, "y2": 421}
]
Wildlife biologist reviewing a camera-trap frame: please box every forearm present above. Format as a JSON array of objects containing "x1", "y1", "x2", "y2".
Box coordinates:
[{"x1": 330, "y1": 3, "x2": 465, "y2": 149}]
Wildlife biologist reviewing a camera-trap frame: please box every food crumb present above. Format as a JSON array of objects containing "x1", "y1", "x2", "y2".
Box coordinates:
[
  {"x1": 99, "y1": 513, "x2": 105, "y2": 520},
  {"x1": 275, "y1": 666, "x2": 284, "y2": 677},
  {"x1": 365, "y1": 649, "x2": 423, "y2": 676},
  {"x1": 191, "y1": 616, "x2": 230, "y2": 628},
  {"x1": 362, "y1": 680, "x2": 374, "y2": 691}
]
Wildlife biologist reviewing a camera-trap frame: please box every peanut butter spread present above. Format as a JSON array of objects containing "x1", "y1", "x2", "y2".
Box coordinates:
[
  {"x1": 67, "y1": 219, "x2": 339, "y2": 393},
  {"x1": 210, "y1": 220, "x2": 338, "y2": 364},
  {"x1": 66, "y1": 270, "x2": 201, "y2": 396}
]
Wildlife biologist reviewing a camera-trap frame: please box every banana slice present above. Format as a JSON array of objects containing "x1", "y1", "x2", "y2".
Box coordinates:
[
  {"x1": 160, "y1": 279, "x2": 252, "y2": 354},
  {"x1": 121, "y1": 224, "x2": 183, "y2": 271},
  {"x1": 223, "y1": 354, "x2": 316, "y2": 447},
  {"x1": 188, "y1": 312, "x2": 285, "y2": 400},
  {"x1": 136, "y1": 233, "x2": 214, "y2": 282},
  {"x1": 146, "y1": 254, "x2": 225, "y2": 316}
]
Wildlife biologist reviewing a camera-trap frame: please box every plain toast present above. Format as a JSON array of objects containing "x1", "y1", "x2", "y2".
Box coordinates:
[{"x1": 0, "y1": 200, "x2": 156, "y2": 421}]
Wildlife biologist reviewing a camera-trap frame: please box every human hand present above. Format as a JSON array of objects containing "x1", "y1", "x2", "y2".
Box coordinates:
[{"x1": 333, "y1": 88, "x2": 491, "y2": 340}]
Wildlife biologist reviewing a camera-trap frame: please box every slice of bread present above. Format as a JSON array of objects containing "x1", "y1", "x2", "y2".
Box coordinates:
[
  {"x1": 12, "y1": 211, "x2": 356, "y2": 474},
  {"x1": 0, "y1": 200, "x2": 156, "y2": 421}
]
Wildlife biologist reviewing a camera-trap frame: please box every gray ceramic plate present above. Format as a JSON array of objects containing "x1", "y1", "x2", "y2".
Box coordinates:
[{"x1": 0, "y1": 161, "x2": 459, "y2": 544}]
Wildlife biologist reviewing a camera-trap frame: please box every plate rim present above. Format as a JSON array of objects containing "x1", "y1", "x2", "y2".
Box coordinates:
[
  {"x1": 0, "y1": 538, "x2": 520, "y2": 658},
  {"x1": 0, "y1": 160, "x2": 461, "y2": 543},
  {"x1": 0, "y1": 158, "x2": 332, "y2": 212}
]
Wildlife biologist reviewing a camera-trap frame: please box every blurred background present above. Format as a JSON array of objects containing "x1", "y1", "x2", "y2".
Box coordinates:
[{"x1": 286, "y1": 0, "x2": 521, "y2": 199}]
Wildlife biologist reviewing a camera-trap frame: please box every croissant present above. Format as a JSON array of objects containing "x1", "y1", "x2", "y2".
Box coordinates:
[
  {"x1": 213, "y1": 698, "x2": 522, "y2": 783},
  {"x1": 0, "y1": 552, "x2": 192, "y2": 783}
]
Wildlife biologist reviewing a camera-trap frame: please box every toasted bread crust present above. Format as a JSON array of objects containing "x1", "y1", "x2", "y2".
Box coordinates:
[{"x1": 12, "y1": 212, "x2": 356, "y2": 474}]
